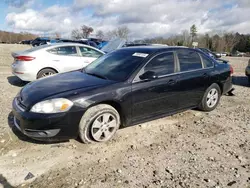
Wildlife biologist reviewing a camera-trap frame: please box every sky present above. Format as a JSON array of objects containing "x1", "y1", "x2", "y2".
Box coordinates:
[{"x1": 0, "y1": 0, "x2": 250, "y2": 39}]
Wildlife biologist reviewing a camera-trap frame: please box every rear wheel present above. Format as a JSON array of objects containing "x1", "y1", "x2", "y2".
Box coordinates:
[
  {"x1": 198, "y1": 83, "x2": 221, "y2": 112},
  {"x1": 248, "y1": 76, "x2": 250, "y2": 84},
  {"x1": 37, "y1": 68, "x2": 57, "y2": 79},
  {"x1": 79, "y1": 104, "x2": 120, "y2": 144}
]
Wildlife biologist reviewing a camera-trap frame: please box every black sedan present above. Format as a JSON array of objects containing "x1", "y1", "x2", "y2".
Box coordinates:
[{"x1": 12, "y1": 47, "x2": 233, "y2": 143}]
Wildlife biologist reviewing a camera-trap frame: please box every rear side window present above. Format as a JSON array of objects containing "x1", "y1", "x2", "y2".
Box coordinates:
[
  {"x1": 79, "y1": 47, "x2": 103, "y2": 58},
  {"x1": 48, "y1": 46, "x2": 78, "y2": 56},
  {"x1": 177, "y1": 50, "x2": 202, "y2": 72},
  {"x1": 201, "y1": 54, "x2": 214, "y2": 68},
  {"x1": 144, "y1": 52, "x2": 175, "y2": 76}
]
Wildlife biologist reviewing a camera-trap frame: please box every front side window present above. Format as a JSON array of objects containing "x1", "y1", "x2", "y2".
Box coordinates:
[
  {"x1": 79, "y1": 47, "x2": 103, "y2": 58},
  {"x1": 144, "y1": 52, "x2": 175, "y2": 76},
  {"x1": 84, "y1": 50, "x2": 147, "y2": 81},
  {"x1": 177, "y1": 50, "x2": 202, "y2": 72},
  {"x1": 48, "y1": 46, "x2": 78, "y2": 56}
]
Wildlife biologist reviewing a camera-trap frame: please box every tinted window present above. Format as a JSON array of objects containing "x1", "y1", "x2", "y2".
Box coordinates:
[
  {"x1": 85, "y1": 50, "x2": 146, "y2": 81},
  {"x1": 79, "y1": 47, "x2": 102, "y2": 58},
  {"x1": 177, "y1": 50, "x2": 202, "y2": 71},
  {"x1": 201, "y1": 54, "x2": 214, "y2": 68},
  {"x1": 145, "y1": 52, "x2": 175, "y2": 76},
  {"x1": 48, "y1": 46, "x2": 78, "y2": 56}
]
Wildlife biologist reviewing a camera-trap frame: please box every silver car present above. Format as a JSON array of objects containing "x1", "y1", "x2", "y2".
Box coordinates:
[{"x1": 11, "y1": 43, "x2": 105, "y2": 81}]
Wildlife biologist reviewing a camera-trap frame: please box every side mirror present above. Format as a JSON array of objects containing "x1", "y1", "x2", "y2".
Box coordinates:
[{"x1": 139, "y1": 71, "x2": 158, "y2": 80}]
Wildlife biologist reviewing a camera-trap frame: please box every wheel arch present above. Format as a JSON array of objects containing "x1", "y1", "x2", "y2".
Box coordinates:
[
  {"x1": 216, "y1": 82, "x2": 223, "y2": 94},
  {"x1": 37, "y1": 67, "x2": 59, "y2": 78},
  {"x1": 95, "y1": 100, "x2": 126, "y2": 127}
]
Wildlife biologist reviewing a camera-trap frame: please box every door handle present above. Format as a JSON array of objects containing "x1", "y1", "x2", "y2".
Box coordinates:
[
  {"x1": 53, "y1": 60, "x2": 60, "y2": 62},
  {"x1": 168, "y1": 79, "x2": 176, "y2": 85}
]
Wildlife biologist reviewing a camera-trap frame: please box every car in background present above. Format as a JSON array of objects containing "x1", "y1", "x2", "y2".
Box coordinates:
[
  {"x1": 198, "y1": 48, "x2": 221, "y2": 59},
  {"x1": 97, "y1": 41, "x2": 108, "y2": 49},
  {"x1": 19, "y1": 40, "x2": 32, "y2": 45},
  {"x1": 12, "y1": 46, "x2": 233, "y2": 143},
  {"x1": 47, "y1": 39, "x2": 63, "y2": 44},
  {"x1": 31, "y1": 37, "x2": 50, "y2": 47},
  {"x1": 11, "y1": 43, "x2": 104, "y2": 81},
  {"x1": 246, "y1": 59, "x2": 250, "y2": 83}
]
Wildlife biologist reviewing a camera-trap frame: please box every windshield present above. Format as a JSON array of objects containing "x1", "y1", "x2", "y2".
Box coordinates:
[{"x1": 84, "y1": 50, "x2": 147, "y2": 81}]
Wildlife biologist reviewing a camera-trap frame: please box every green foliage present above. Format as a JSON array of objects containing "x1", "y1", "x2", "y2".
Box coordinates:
[{"x1": 190, "y1": 24, "x2": 197, "y2": 39}]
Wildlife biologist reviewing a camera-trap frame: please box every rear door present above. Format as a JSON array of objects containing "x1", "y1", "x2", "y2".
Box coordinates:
[
  {"x1": 78, "y1": 46, "x2": 103, "y2": 67},
  {"x1": 131, "y1": 52, "x2": 180, "y2": 123},
  {"x1": 47, "y1": 45, "x2": 83, "y2": 72},
  {"x1": 176, "y1": 49, "x2": 214, "y2": 108}
]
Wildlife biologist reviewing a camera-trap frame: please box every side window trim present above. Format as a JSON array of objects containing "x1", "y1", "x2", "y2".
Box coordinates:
[
  {"x1": 198, "y1": 53, "x2": 205, "y2": 68},
  {"x1": 79, "y1": 46, "x2": 102, "y2": 58},
  {"x1": 176, "y1": 50, "x2": 214, "y2": 73},
  {"x1": 132, "y1": 51, "x2": 177, "y2": 83},
  {"x1": 49, "y1": 46, "x2": 79, "y2": 57}
]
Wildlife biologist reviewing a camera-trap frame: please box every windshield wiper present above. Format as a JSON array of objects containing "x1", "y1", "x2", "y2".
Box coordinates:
[{"x1": 85, "y1": 72, "x2": 108, "y2": 80}]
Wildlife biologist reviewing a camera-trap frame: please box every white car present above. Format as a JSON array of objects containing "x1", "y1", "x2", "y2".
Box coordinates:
[{"x1": 11, "y1": 43, "x2": 105, "y2": 81}]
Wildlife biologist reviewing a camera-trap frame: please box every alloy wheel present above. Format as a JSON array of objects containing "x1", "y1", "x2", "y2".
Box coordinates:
[
  {"x1": 91, "y1": 113, "x2": 118, "y2": 142},
  {"x1": 206, "y1": 88, "x2": 218, "y2": 108},
  {"x1": 41, "y1": 72, "x2": 54, "y2": 77}
]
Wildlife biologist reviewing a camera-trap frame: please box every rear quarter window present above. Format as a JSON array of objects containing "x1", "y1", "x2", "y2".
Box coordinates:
[{"x1": 201, "y1": 54, "x2": 214, "y2": 68}]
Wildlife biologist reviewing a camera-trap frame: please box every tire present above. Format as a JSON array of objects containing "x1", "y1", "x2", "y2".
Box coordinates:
[
  {"x1": 198, "y1": 83, "x2": 221, "y2": 112},
  {"x1": 248, "y1": 76, "x2": 250, "y2": 84},
  {"x1": 79, "y1": 104, "x2": 120, "y2": 144},
  {"x1": 37, "y1": 68, "x2": 57, "y2": 79}
]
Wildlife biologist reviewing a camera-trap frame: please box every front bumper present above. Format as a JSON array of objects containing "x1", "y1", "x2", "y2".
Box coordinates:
[
  {"x1": 245, "y1": 66, "x2": 250, "y2": 77},
  {"x1": 12, "y1": 98, "x2": 85, "y2": 141}
]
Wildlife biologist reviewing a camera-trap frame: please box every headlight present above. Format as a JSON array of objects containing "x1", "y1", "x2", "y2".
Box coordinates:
[{"x1": 30, "y1": 98, "x2": 73, "y2": 113}]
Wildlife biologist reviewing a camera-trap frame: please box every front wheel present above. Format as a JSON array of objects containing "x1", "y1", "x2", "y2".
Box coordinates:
[
  {"x1": 198, "y1": 83, "x2": 221, "y2": 112},
  {"x1": 79, "y1": 104, "x2": 120, "y2": 144}
]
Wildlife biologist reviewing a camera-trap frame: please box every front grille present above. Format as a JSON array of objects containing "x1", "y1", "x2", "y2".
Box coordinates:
[{"x1": 15, "y1": 97, "x2": 26, "y2": 111}]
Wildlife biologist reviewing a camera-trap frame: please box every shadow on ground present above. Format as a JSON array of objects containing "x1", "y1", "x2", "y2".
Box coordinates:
[
  {"x1": 8, "y1": 112, "x2": 68, "y2": 145},
  {"x1": 232, "y1": 76, "x2": 250, "y2": 87},
  {"x1": 7, "y1": 76, "x2": 28, "y2": 87},
  {"x1": 0, "y1": 174, "x2": 14, "y2": 188}
]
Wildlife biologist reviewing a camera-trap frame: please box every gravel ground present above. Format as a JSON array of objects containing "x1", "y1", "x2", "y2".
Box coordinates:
[{"x1": 0, "y1": 44, "x2": 249, "y2": 188}]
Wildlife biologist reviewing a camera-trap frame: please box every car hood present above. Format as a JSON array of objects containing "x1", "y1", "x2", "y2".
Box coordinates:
[
  {"x1": 101, "y1": 38, "x2": 126, "y2": 53},
  {"x1": 20, "y1": 71, "x2": 115, "y2": 108}
]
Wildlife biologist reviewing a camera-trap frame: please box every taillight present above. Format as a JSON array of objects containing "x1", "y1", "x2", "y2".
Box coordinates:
[
  {"x1": 15, "y1": 56, "x2": 35, "y2": 61},
  {"x1": 230, "y1": 65, "x2": 234, "y2": 76}
]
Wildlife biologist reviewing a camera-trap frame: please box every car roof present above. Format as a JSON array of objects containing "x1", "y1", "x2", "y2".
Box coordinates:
[
  {"x1": 115, "y1": 46, "x2": 190, "y2": 54},
  {"x1": 49, "y1": 42, "x2": 89, "y2": 47}
]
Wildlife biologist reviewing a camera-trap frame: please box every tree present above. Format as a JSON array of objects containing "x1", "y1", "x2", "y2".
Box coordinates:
[
  {"x1": 190, "y1": 24, "x2": 197, "y2": 42},
  {"x1": 55, "y1": 32, "x2": 61, "y2": 38},
  {"x1": 181, "y1": 30, "x2": 190, "y2": 46},
  {"x1": 71, "y1": 29, "x2": 82, "y2": 39},
  {"x1": 105, "y1": 26, "x2": 130, "y2": 40},
  {"x1": 71, "y1": 25, "x2": 94, "y2": 39},
  {"x1": 96, "y1": 30, "x2": 104, "y2": 39},
  {"x1": 81, "y1": 25, "x2": 94, "y2": 38}
]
